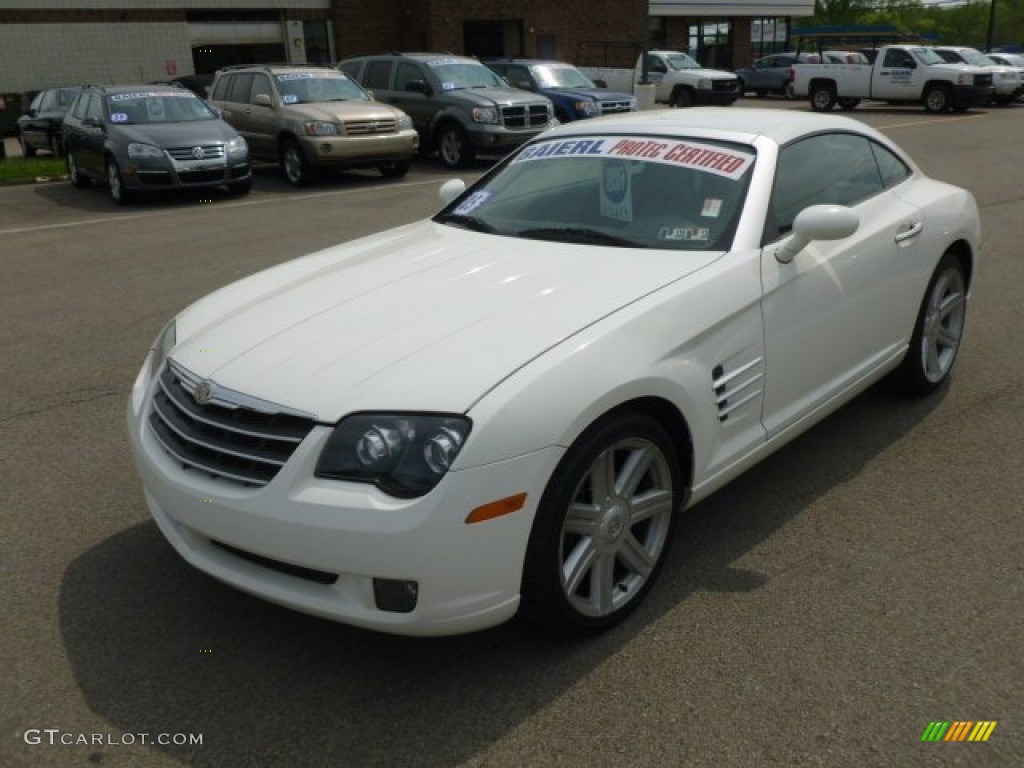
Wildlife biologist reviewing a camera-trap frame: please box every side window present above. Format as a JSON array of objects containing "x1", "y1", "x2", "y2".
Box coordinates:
[
  {"x1": 39, "y1": 91, "x2": 57, "y2": 111},
  {"x1": 250, "y1": 74, "x2": 272, "y2": 104},
  {"x1": 768, "y1": 133, "x2": 885, "y2": 242},
  {"x1": 364, "y1": 60, "x2": 393, "y2": 90},
  {"x1": 210, "y1": 75, "x2": 230, "y2": 101},
  {"x1": 29, "y1": 92, "x2": 45, "y2": 111},
  {"x1": 870, "y1": 141, "x2": 911, "y2": 189},
  {"x1": 394, "y1": 62, "x2": 424, "y2": 91},
  {"x1": 71, "y1": 93, "x2": 89, "y2": 119},
  {"x1": 882, "y1": 49, "x2": 914, "y2": 69},
  {"x1": 339, "y1": 61, "x2": 362, "y2": 80},
  {"x1": 226, "y1": 73, "x2": 254, "y2": 103},
  {"x1": 85, "y1": 94, "x2": 104, "y2": 121},
  {"x1": 505, "y1": 65, "x2": 532, "y2": 88}
]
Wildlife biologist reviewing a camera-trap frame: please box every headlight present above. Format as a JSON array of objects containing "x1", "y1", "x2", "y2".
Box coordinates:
[
  {"x1": 627, "y1": 97, "x2": 638, "y2": 111},
  {"x1": 575, "y1": 100, "x2": 598, "y2": 116},
  {"x1": 471, "y1": 107, "x2": 500, "y2": 124},
  {"x1": 398, "y1": 114, "x2": 414, "y2": 131},
  {"x1": 304, "y1": 121, "x2": 341, "y2": 136},
  {"x1": 226, "y1": 136, "x2": 248, "y2": 156},
  {"x1": 957, "y1": 74, "x2": 973, "y2": 85},
  {"x1": 697, "y1": 78, "x2": 712, "y2": 91},
  {"x1": 316, "y1": 413, "x2": 472, "y2": 498},
  {"x1": 128, "y1": 142, "x2": 164, "y2": 160},
  {"x1": 149, "y1": 319, "x2": 176, "y2": 383}
]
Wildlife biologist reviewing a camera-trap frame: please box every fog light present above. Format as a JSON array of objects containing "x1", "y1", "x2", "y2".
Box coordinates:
[{"x1": 373, "y1": 578, "x2": 419, "y2": 613}]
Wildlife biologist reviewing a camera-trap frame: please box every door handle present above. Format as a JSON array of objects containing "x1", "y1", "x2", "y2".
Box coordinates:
[{"x1": 894, "y1": 221, "x2": 923, "y2": 243}]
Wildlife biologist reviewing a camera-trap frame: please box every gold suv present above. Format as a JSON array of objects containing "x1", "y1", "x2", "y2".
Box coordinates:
[{"x1": 209, "y1": 64, "x2": 418, "y2": 185}]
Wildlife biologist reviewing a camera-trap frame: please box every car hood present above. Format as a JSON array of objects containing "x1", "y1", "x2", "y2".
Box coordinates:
[
  {"x1": 171, "y1": 221, "x2": 723, "y2": 421},
  {"x1": 283, "y1": 100, "x2": 405, "y2": 122},
  {"x1": 448, "y1": 86, "x2": 551, "y2": 107},
  {"x1": 543, "y1": 87, "x2": 634, "y2": 102},
  {"x1": 679, "y1": 67, "x2": 738, "y2": 80},
  {"x1": 112, "y1": 120, "x2": 238, "y2": 146}
]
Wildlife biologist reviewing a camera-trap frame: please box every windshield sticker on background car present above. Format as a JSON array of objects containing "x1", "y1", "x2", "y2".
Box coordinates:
[
  {"x1": 427, "y1": 59, "x2": 461, "y2": 67},
  {"x1": 282, "y1": 94, "x2": 299, "y2": 104},
  {"x1": 109, "y1": 92, "x2": 161, "y2": 102},
  {"x1": 513, "y1": 136, "x2": 753, "y2": 180},
  {"x1": 599, "y1": 160, "x2": 633, "y2": 222},
  {"x1": 658, "y1": 226, "x2": 710, "y2": 242},
  {"x1": 701, "y1": 198, "x2": 723, "y2": 218},
  {"x1": 110, "y1": 112, "x2": 128, "y2": 123},
  {"x1": 453, "y1": 190, "x2": 493, "y2": 216},
  {"x1": 440, "y1": 82, "x2": 457, "y2": 91}
]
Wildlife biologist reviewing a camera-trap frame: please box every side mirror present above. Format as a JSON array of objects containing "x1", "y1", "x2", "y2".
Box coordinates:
[
  {"x1": 254, "y1": 93, "x2": 272, "y2": 107},
  {"x1": 439, "y1": 179, "x2": 466, "y2": 206},
  {"x1": 406, "y1": 80, "x2": 432, "y2": 95},
  {"x1": 775, "y1": 205, "x2": 859, "y2": 264}
]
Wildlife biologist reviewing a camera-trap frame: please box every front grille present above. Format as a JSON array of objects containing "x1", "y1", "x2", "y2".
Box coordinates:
[
  {"x1": 344, "y1": 118, "x2": 397, "y2": 135},
  {"x1": 178, "y1": 169, "x2": 226, "y2": 184},
  {"x1": 501, "y1": 103, "x2": 551, "y2": 129},
  {"x1": 148, "y1": 362, "x2": 316, "y2": 487},
  {"x1": 712, "y1": 78, "x2": 741, "y2": 93},
  {"x1": 599, "y1": 99, "x2": 634, "y2": 115},
  {"x1": 166, "y1": 144, "x2": 226, "y2": 161},
  {"x1": 137, "y1": 170, "x2": 173, "y2": 185}
]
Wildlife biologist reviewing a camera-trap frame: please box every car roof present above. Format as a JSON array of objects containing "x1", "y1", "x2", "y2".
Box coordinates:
[
  {"x1": 91, "y1": 84, "x2": 196, "y2": 96},
  {"x1": 544, "y1": 107, "x2": 889, "y2": 148}
]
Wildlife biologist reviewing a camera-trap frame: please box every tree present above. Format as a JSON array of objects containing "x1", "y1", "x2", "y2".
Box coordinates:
[{"x1": 813, "y1": 1, "x2": 883, "y2": 25}]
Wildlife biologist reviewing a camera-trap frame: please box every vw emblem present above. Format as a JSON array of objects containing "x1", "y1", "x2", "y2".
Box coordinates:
[
  {"x1": 193, "y1": 380, "x2": 213, "y2": 405},
  {"x1": 191, "y1": 146, "x2": 206, "y2": 159}
]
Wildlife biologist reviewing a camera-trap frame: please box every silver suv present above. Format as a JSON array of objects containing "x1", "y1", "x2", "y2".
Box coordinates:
[
  {"x1": 208, "y1": 64, "x2": 418, "y2": 185},
  {"x1": 339, "y1": 53, "x2": 556, "y2": 169}
]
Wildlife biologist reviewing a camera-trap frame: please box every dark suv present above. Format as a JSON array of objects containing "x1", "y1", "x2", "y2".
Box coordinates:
[
  {"x1": 339, "y1": 53, "x2": 556, "y2": 168},
  {"x1": 17, "y1": 87, "x2": 80, "y2": 157},
  {"x1": 484, "y1": 59, "x2": 635, "y2": 122},
  {"x1": 62, "y1": 84, "x2": 252, "y2": 204}
]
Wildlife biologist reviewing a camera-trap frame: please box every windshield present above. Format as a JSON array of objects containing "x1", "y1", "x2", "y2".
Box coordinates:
[
  {"x1": 105, "y1": 92, "x2": 217, "y2": 124},
  {"x1": 912, "y1": 48, "x2": 946, "y2": 66},
  {"x1": 434, "y1": 135, "x2": 755, "y2": 251},
  {"x1": 958, "y1": 49, "x2": 996, "y2": 67},
  {"x1": 665, "y1": 53, "x2": 703, "y2": 70},
  {"x1": 276, "y1": 73, "x2": 368, "y2": 103},
  {"x1": 425, "y1": 59, "x2": 505, "y2": 90},
  {"x1": 531, "y1": 65, "x2": 596, "y2": 89}
]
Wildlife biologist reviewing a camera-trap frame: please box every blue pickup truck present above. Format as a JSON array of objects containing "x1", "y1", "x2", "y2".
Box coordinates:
[{"x1": 484, "y1": 58, "x2": 636, "y2": 121}]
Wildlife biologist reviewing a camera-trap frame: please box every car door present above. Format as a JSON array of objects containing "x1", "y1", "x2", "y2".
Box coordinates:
[
  {"x1": 212, "y1": 73, "x2": 260, "y2": 154},
  {"x1": 244, "y1": 73, "x2": 278, "y2": 159},
  {"x1": 872, "y1": 48, "x2": 923, "y2": 101},
  {"x1": 388, "y1": 61, "x2": 436, "y2": 137},
  {"x1": 20, "y1": 91, "x2": 49, "y2": 148},
  {"x1": 76, "y1": 92, "x2": 107, "y2": 177},
  {"x1": 759, "y1": 132, "x2": 923, "y2": 436}
]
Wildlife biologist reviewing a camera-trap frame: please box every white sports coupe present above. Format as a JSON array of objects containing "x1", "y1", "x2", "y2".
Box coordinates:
[{"x1": 127, "y1": 108, "x2": 980, "y2": 636}]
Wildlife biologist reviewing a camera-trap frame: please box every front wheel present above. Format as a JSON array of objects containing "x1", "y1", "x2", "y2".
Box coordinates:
[
  {"x1": 924, "y1": 84, "x2": 953, "y2": 114},
  {"x1": 521, "y1": 410, "x2": 682, "y2": 635},
  {"x1": 809, "y1": 83, "x2": 837, "y2": 111},
  {"x1": 67, "y1": 150, "x2": 91, "y2": 188},
  {"x1": 281, "y1": 138, "x2": 313, "y2": 186},
  {"x1": 437, "y1": 124, "x2": 474, "y2": 169},
  {"x1": 106, "y1": 157, "x2": 134, "y2": 205},
  {"x1": 889, "y1": 252, "x2": 968, "y2": 395},
  {"x1": 671, "y1": 88, "x2": 694, "y2": 108}
]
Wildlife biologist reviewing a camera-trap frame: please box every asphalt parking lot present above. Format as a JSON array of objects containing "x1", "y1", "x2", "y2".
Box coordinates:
[{"x1": 1, "y1": 99, "x2": 1022, "y2": 768}]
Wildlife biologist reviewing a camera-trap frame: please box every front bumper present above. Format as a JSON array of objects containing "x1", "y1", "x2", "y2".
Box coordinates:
[
  {"x1": 693, "y1": 88, "x2": 741, "y2": 106},
  {"x1": 467, "y1": 121, "x2": 558, "y2": 152},
  {"x1": 126, "y1": 362, "x2": 561, "y2": 636},
  {"x1": 299, "y1": 128, "x2": 419, "y2": 166},
  {"x1": 129, "y1": 156, "x2": 251, "y2": 189},
  {"x1": 953, "y1": 84, "x2": 994, "y2": 109}
]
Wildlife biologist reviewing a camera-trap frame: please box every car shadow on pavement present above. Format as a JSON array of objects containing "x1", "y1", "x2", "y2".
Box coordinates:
[{"x1": 57, "y1": 384, "x2": 944, "y2": 766}]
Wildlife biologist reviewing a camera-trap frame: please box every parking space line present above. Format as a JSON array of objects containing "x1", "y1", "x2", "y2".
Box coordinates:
[
  {"x1": 0, "y1": 178, "x2": 448, "y2": 236},
  {"x1": 877, "y1": 113, "x2": 987, "y2": 130}
]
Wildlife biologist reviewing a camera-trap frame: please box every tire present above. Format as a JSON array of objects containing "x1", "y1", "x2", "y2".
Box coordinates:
[
  {"x1": 671, "y1": 88, "x2": 694, "y2": 108},
  {"x1": 889, "y1": 252, "x2": 967, "y2": 395},
  {"x1": 106, "y1": 157, "x2": 134, "y2": 205},
  {"x1": 281, "y1": 138, "x2": 312, "y2": 186},
  {"x1": 19, "y1": 132, "x2": 36, "y2": 158},
  {"x1": 49, "y1": 133, "x2": 64, "y2": 157},
  {"x1": 67, "y1": 150, "x2": 91, "y2": 188},
  {"x1": 379, "y1": 160, "x2": 410, "y2": 179},
  {"x1": 437, "y1": 124, "x2": 474, "y2": 169},
  {"x1": 228, "y1": 179, "x2": 252, "y2": 195},
  {"x1": 924, "y1": 84, "x2": 952, "y2": 114},
  {"x1": 521, "y1": 410, "x2": 682, "y2": 635},
  {"x1": 809, "y1": 83, "x2": 837, "y2": 112},
  {"x1": 838, "y1": 98, "x2": 860, "y2": 111}
]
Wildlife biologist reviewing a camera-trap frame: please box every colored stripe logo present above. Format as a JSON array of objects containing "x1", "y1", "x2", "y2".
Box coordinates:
[{"x1": 921, "y1": 721, "x2": 997, "y2": 742}]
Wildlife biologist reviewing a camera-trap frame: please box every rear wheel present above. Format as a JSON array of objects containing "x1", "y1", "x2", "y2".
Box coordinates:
[
  {"x1": 67, "y1": 150, "x2": 91, "y2": 188},
  {"x1": 889, "y1": 252, "x2": 967, "y2": 395},
  {"x1": 671, "y1": 88, "x2": 694, "y2": 108},
  {"x1": 521, "y1": 410, "x2": 682, "y2": 635},
  {"x1": 379, "y1": 160, "x2": 410, "y2": 179},
  {"x1": 809, "y1": 83, "x2": 837, "y2": 111}
]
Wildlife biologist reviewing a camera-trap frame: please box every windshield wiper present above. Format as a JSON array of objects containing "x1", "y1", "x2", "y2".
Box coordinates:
[
  {"x1": 517, "y1": 227, "x2": 644, "y2": 248},
  {"x1": 435, "y1": 213, "x2": 499, "y2": 234}
]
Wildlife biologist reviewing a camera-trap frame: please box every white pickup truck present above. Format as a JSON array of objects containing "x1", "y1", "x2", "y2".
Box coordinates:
[
  {"x1": 579, "y1": 51, "x2": 741, "y2": 107},
  {"x1": 790, "y1": 45, "x2": 994, "y2": 113}
]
